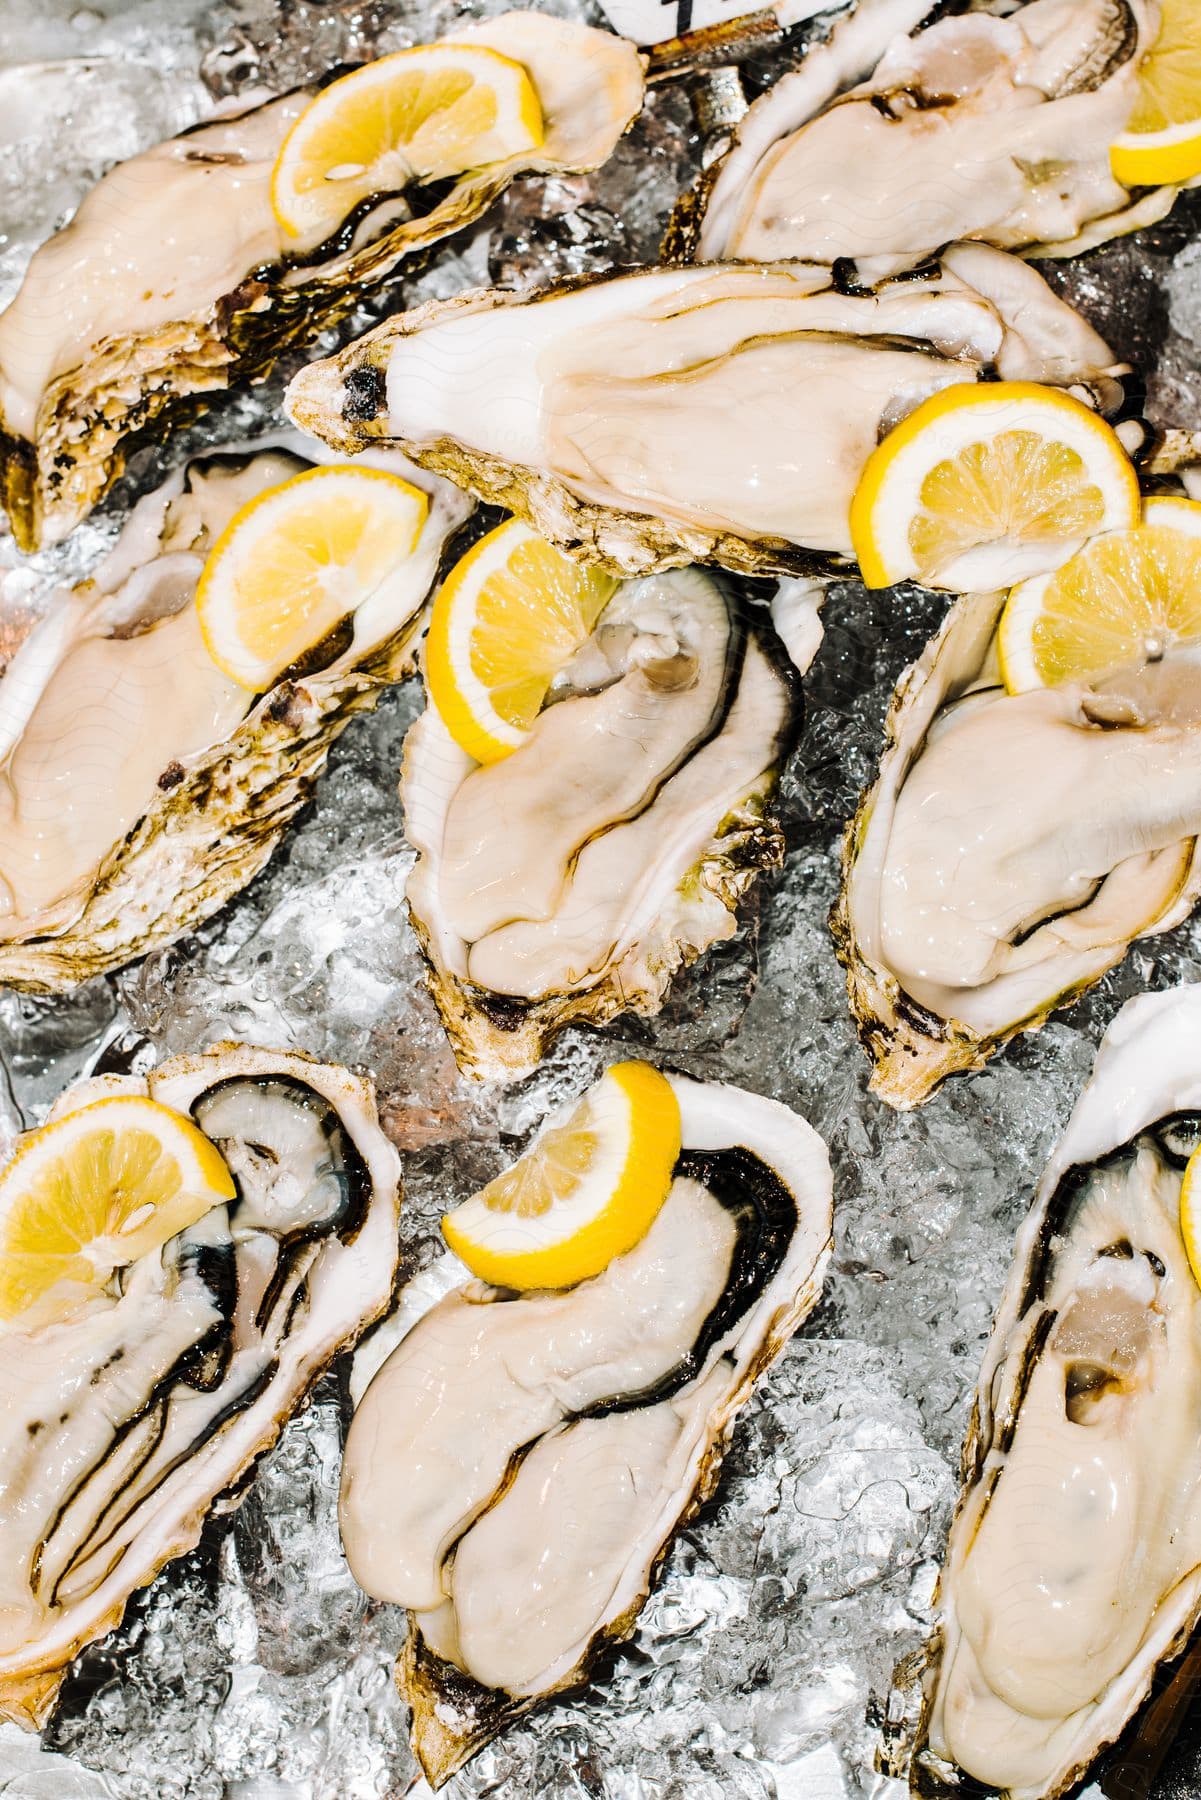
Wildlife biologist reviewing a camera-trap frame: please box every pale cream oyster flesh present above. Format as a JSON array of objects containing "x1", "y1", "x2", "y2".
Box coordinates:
[
  {"x1": 285, "y1": 249, "x2": 1123, "y2": 578},
  {"x1": 0, "y1": 1042, "x2": 401, "y2": 1732},
  {"x1": 404, "y1": 568, "x2": 800, "y2": 1082},
  {"x1": 832, "y1": 585, "x2": 1201, "y2": 1108},
  {"x1": 0, "y1": 438, "x2": 469, "y2": 993},
  {"x1": 684, "y1": 0, "x2": 1185, "y2": 275},
  {"x1": 339, "y1": 1072, "x2": 833, "y2": 1788},
  {"x1": 0, "y1": 12, "x2": 644, "y2": 552},
  {"x1": 912, "y1": 985, "x2": 1201, "y2": 1800}
]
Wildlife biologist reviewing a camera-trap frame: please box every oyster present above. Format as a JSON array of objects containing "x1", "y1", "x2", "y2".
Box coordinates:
[
  {"x1": 286, "y1": 250, "x2": 1123, "y2": 577},
  {"x1": 912, "y1": 984, "x2": 1201, "y2": 1799},
  {"x1": 0, "y1": 438, "x2": 470, "y2": 992},
  {"x1": 403, "y1": 568, "x2": 801, "y2": 1081},
  {"x1": 832, "y1": 585, "x2": 1201, "y2": 1108},
  {"x1": 679, "y1": 0, "x2": 1186, "y2": 276},
  {"x1": 339, "y1": 1070, "x2": 833, "y2": 1787},
  {"x1": 0, "y1": 1041, "x2": 401, "y2": 1731},
  {"x1": 0, "y1": 13, "x2": 644, "y2": 552}
]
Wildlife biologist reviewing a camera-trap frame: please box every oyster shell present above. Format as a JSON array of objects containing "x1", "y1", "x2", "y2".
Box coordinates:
[
  {"x1": 911, "y1": 984, "x2": 1201, "y2": 1800},
  {"x1": 339, "y1": 1070, "x2": 833, "y2": 1787},
  {"x1": 0, "y1": 12, "x2": 644, "y2": 551},
  {"x1": 676, "y1": 0, "x2": 1185, "y2": 276},
  {"x1": 831, "y1": 586, "x2": 1201, "y2": 1108},
  {"x1": 285, "y1": 250, "x2": 1124, "y2": 577},
  {"x1": 0, "y1": 437, "x2": 470, "y2": 993},
  {"x1": 403, "y1": 568, "x2": 801, "y2": 1081},
  {"x1": 0, "y1": 1041, "x2": 401, "y2": 1732}
]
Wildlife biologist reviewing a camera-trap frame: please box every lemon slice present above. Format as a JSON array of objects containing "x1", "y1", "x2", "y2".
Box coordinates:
[
  {"x1": 196, "y1": 464, "x2": 429, "y2": 692},
  {"x1": 441, "y1": 1061, "x2": 681, "y2": 1290},
  {"x1": 998, "y1": 496, "x2": 1201, "y2": 693},
  {"x1": 1182, "y1": 1142, "x2": 1201, "y2": 1291},
  {"x1": 1111, "y1": 0, "x2": 1201, "y2": 188},
  {"x1": 0, "y1": 1095, "x2": 236, "y2": 1328},
  {"x1": 849, "y1": 382, "x2": 1141, "y2": 593},
  {"x1": 425, "y1": 517, "x2": 620, "y2": 765},
  {"x1": 272, "y1": 45, "x2": 545, "y2": 243}
]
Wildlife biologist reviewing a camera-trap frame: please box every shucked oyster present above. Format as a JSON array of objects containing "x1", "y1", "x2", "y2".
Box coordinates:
[
  {"x1": 0, "y1": 438, "x2": 469, "y2": 992},
  {"x1": 0, "y1": 13, "x2": 644, "y2": 552},
  {"x1": 832, "y1": 581, "x2": 1201, "y2": 1108},
  {"x1": 679, "y1": 0, "x2": 1185, "y2": 275},
  {"x1": 911, "y1": 985, "x2": 1201, "y2": 1799},
  {"x1": 404, "y1": 567, "x2": 801, "y2": 1081},
  {"x1": 286, "y1": 249, "x2": 1123, "y2": 577},
  {"x1": 340, "y1": 1070, "x2": 833, "y2": 1787},
  {"x1": 0, "y1": 1042, "x2": 401, "y2": 1731}
]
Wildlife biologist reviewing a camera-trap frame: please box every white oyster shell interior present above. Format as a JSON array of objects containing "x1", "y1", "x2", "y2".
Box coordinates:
[
  {"x1": 340, "y1": 1073, "x2": 832, "y2": 1703},
  {"x1": 699, "y1": 0, "x2": 1160, "y2": 272},
  {"x1": 405, "y1": 567, "x2": 793, "y2": 1007},
  {"x1": 0, "y1": 12, "x2": 643, "y2": 450},
  {"x1": 0, "y1": 439, "x2": 465, "y2": 948},
  {"x1": 923, "y1": 986, "x2": 1201, "y2": 1800},
  {"x1": 849, "y1": 593, "x2": 1201, "y2": 1053},
  {"x1": 306, "y1": 251, "x2": 1122, "y2": 565},
  {"x1": 0, "y1": 1045, "x2": 401, "y2": 1731}
]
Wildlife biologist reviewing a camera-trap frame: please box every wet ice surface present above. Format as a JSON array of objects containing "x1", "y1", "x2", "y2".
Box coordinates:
[{"x1": 3, "y1": 2, "x2": 1201, "y2": 1798}]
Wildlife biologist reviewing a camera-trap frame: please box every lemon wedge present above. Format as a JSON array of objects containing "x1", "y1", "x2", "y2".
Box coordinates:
[
  {"x1": 195, "y1": 464, "x2": 429, "y2": 692},
  {"x1": 849, "y1": 381, "x2": 1141, "y2": 593},
  {"x1": 1111, "y1": 0, "x2": 1201, "y2": 188},
  {"x1": 998, "y1": 496, "x2": 1201, "y2": 693},
  {"x1": 0, "y1": 1095, "x2": 236, "y2": 1328},
  {"x1": 272, "y1": 45, "x2": 545, "y2": 243},
  {"x1": 441, "y1": 1061, "x2": 681, "y2": 1290},
  {"x1": 425, "y1": 517, "x2": 620, "y2": 764}
]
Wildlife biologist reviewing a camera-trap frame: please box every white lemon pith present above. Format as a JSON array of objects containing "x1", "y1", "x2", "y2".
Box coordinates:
[
  {"x1": 441, "y1": 1061, "x2": 682, "y2": 1289},
  {"x1": 1111, "y1": 0, "x2": 1201, "y2": 188},
  {"x1": 195, "y1": 464, "x2": 429, "y2": 692},
  {"x1": 425, "y1": 517, "x2": 620, "y2": 764},
  {"x1": 998, "y1": 496, "x2": 1201, "y2": 693},
  {"x1": 272, "y1": 45, "x2": 545, "y2": 242},
  {"x1": 0, "y1": 1095, "x2": 236, "y2": 1328},
  {"x1": 849, "y1": 382, "x2": 1141, "y2": 593}
]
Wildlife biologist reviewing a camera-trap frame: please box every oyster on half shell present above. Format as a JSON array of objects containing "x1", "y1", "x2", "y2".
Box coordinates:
[
  {"x1": 911, "y1": 985, "x2": 1201, "y2": 1799},
  {"x1": 340, "y1": 1071, "x2": 833, "y2": 1788},
  {"x1": 676, "y1": 0, "x2": 1185, "y2": 277},
  {"x1": 0, "y1": 438, "x2": 470, "y2": 992},
  {"x1": 833, "y1": 585, "x2": 1201, "y2": 1107},
  {"x1": 0, "y1": 1042, "x2": 401, "y2": 1732},
  {"x1": 285, "y1": 249, "x2": 1123, "y2": 578},
  {"x1": 403, "y1": 567, "x2": 801, "y2": 1082},
  {"x1": 0, "y1": 12, "x2": 644, "y2": 551}
]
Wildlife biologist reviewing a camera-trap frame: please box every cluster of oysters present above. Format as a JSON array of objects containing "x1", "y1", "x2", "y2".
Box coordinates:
[{"x1": 2, "y1": 0, "x2": 1201, "y2": 1795}]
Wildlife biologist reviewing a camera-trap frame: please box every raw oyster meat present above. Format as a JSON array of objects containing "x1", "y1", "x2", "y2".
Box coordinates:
[
  {"x1": 680, "y1": 0, "x2": 1187, "y2": 275},
  {"x1": 339, "y1": 1070, "x2": 833, "y2": 1787},
  {"x1": 403, "y1": 568, "x2": 801, "y2": 1081},
  {"x1": 286, "y1": 250, "x2": 1123, "y2": 577},
  {"x1": 0, "y1": 1041, "x2": 401, "y2": 1732},
  {"x1": 0, "y1": 438, "x2": 469, "y2": 993},
  {"x1": 0, "y1": 12, "x2": 644, "y2": 551},
  {"x1": 912, "y1": 984, "x2": 1201, "y2": 1799},
  {"x1": 832, "y1": 583, "x2": 1201, "y2": 1108}
]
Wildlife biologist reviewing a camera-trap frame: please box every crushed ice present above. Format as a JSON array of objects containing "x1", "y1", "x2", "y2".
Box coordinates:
[{"x1": 2, "y1": 0, "x2": 1201, "y2": 1796}]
